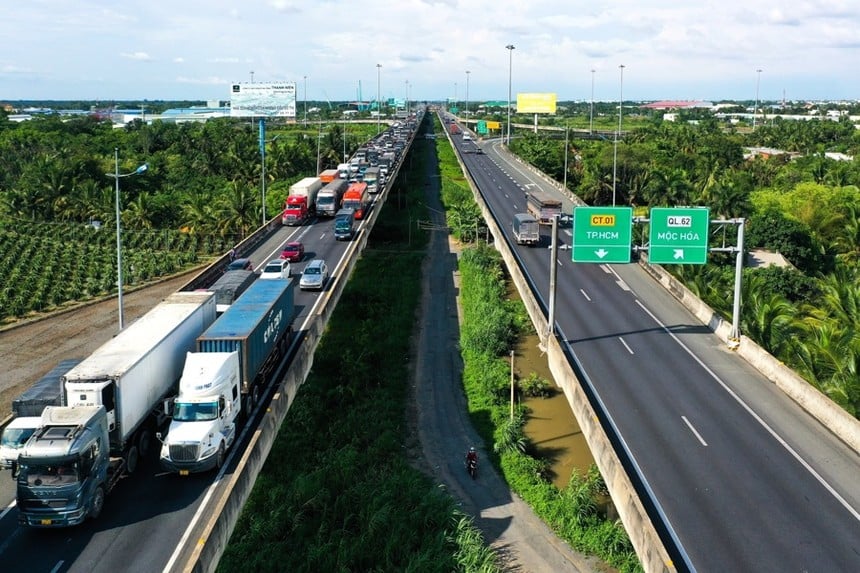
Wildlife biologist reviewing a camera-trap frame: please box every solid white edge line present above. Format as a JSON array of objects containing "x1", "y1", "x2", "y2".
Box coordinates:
[
  {"x1": 0, "y1": 499, "x2": 15, "y2": 521},
  {"x1": 681, "y1": 415, "x2": 708, "y2": 446},
  {"x1": 50, "y1": 561, "x2": 64, "y2": 573},
  {"x1": 634, "y1": 298, "x2": 860, "y2": 522}
]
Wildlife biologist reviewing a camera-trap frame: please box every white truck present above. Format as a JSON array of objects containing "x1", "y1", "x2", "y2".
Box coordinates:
[
  {"x1": 157, "y1": 352, "x2": 240, "y2": 474},
  {"x1": 14, "y1": 291, "x2": 217, "y2": 527}
]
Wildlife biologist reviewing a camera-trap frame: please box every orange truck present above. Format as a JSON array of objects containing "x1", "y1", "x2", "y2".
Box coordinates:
[
  {"x1": 318, "y1": 169, "x2": 339, "y2": 184},
  {"x1": 341, "y1": 182, "x2": 369, "y2": 219}
]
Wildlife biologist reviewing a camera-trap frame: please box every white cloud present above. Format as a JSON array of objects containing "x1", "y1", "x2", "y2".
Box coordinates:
[{"x1": 1, "y1": 0, "x2": 858, "y2": 100}]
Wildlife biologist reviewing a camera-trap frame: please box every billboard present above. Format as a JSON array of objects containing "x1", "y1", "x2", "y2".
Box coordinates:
[
  {"x1": 230, "y1": 82, "x2": 297, "y2": 118},
  {"x1": 516, "y1": 93, "x2": 557, "y2": 114}
]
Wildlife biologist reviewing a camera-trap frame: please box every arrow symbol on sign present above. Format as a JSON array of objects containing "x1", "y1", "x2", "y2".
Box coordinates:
[
  {"x1": 595, "y1": 248, "x2": 609, "y2": 259},
  {"x1": 673, "y1": 249, "x2": 684, "y2": 260}
]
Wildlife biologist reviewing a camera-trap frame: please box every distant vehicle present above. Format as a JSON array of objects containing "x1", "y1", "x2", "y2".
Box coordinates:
[
  {"x1": 334, "y1": 208, "x2": 356, "y2": 241},
  {"x1": 526, "y1": 191, "x2": 563, "y2": 225},
  {"x1": 462, "y1": 133, "x2": 472, "y2": 141},
  {"x1": 475, "y1": 147, "x2": 484, "y2": 155},
  {"x1": 342, "y1": 182, "x2": 369, "y2": 219},
  {"x1": 364, "y1": 167, "x2": 381, "y2": 194},
  {"x1": 512, "y1": 213, "x2": 540, "y2": 246},
  {"x1": 227, "y1": 258, "x2": 253, "y2": 271},
  {"x1": 300, "y1": 259, "x2": 328, "y2": 291},
  {"x1": 260, "y1": 259, "x2": 291, "y2": 280},
  {"x1": 280, "y1": 241, "x2": 305, "y2": 262},
  {"x1": 207, "y1": 270, "x2": 256, "y2": 314},
  {"x1": 316, "y1": 179, "x2": 348, "y2": 217}
]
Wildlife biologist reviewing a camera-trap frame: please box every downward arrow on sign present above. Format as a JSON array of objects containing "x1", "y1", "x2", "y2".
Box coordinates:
[{"x1": 595, "y1": 249, "x2": 609, "y2": 258}]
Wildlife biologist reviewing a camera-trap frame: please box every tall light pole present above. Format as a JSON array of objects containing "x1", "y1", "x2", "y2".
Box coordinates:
[
  {"x1": 506, "y1": 44, "x2": 515, "y2": 145},
  {"x1": 106, "y1": 148, "x2": 147, "y2": 332},
  {"x1": 376, "y1": 63, "x2": 382, "y2": 134},
  {"x1": 590, "y1": 68, "x2": 595, "y2": 134},
  {"x1": 465, "y1": 70, "x2": 471, "y2": 117},
  {"x1": 249, "y1": 70, "x2": 254, "y2": 83},
  {"x1": 753, "y1": 68, "x2": 763, "y2": 129},
  {"x1": 405, "y1": 79, "x2": 409, "y2": 114},
  {"x1": 303, "y1": 75, "x2": 308, "y2": 126},
  {"x1": 612, "y1": 64, "x2": 625, "y2": 207}
]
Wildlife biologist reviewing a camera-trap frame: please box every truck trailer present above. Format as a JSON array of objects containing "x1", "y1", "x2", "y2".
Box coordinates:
[
  {"x1": 158, "y1": 280, "x2": 294, "y2": 474},
  {"x1": 526, "y1": 191, "x2": 563, "y2": 225},
  {"x1": 15, "y1": 292, "x2": 217, "y2": 527}
]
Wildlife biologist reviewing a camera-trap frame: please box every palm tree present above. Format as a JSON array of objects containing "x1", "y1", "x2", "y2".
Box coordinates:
[{"x1": 216, "y1": 180, "x2": 258, "y2": 239}]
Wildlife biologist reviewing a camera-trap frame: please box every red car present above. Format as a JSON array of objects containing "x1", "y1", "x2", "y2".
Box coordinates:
[{"x1": 280, "y1": 241, "x2": 305, "y2": 262}]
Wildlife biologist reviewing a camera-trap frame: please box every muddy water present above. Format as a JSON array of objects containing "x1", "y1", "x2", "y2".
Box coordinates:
[{"x1": 515, "y1": 330, "x2": 595, "y2": 490}]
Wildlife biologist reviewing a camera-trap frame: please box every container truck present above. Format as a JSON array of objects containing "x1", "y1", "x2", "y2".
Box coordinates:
[
  {"x1": 1, "y1": 359, "x2": 81, "y2": 469},
  {"x1": 526, "y1": 191, "x2": 563, "y2": 225},
  {"x1": 337, "y1": 162, "x2": 351, "y2": 179},
  {"x1": 281, "y1": 176, "x2": 323, "y2": 225},
  {"x1": 14, "y1": 291, "x2": 216, "y2": 527},
  {"x1": 316, "y1": 179, "x2": 348, "y2": 217},
  {"x1": 334, "y1": 208, "x2": 356, "y2": 240},
  {"x1": 318, "y1": 168, "x2": 339, "y2": 183},
  {"x1": 342, "y1": 182, "x2": 369, "y2": 220},
  {"x1": 512, "y1": 213, "x2": 540, "y2": 246}
]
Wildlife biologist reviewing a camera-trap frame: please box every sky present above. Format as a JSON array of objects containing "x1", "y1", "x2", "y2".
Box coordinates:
[{"x1": 2, "y1": 0, "x2": 859, "y2": 103}]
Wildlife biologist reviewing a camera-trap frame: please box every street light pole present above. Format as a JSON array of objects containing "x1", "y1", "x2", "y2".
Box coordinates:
[
  {"x1": 465, "y1": 70, "x2": 470, "y2": 118},
  {"x1": 376, "y1": 63, "x2": 382, "y2": 134},
  {"x1": 249, "y1": 70, "x2": 254, "y2": 83},
  {"x1": 753, "y1": 68, "x2": 763, "y2": 129},
  {"x1": 303, "y1": 75, "x2": 308, "y2": 127},
  {"x1": 107, "y1": 148, "x2": 147, "y2": 332},
  {"x1": 590, "y1": 68, "x2": 595, "y2": 134},
  {"x1": 612, "y1": 64, "x2": 624, "y2": 207},
  {"x1": 506, "y1": 44, "x2": 515, "y2": 145},
  {"x1": 259, "y1": 121, "x2": 280, "y2": 227}
]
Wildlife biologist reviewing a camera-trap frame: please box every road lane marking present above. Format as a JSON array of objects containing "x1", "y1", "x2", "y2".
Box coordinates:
[
  {"x1": 634, "y1": 298, "x2": 860, "y2": 522},
  {"x1": 616, "y1": 279, "x2": 631, "y2": 291},
  {"x1": 682, "y1": 416, "x2": 708, "y2": 446},
  {"x1": 0, "y1": 500, "x2": 15, "y2": 521},
  {"x1": 580, "y1": 289, "x2": 591, "y2": 301},
  {"x1": 50, "y1": 561, "x2": 64, "y2": 573},
  {"x1": 618, "y1": 337, "x2": 634, "y2": 354}
]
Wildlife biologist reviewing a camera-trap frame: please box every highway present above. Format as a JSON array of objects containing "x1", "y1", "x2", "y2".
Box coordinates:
[
  {"x1": 0, "y1": 119, "x2": 419, "y2": 572},
  {"x1": 449, "y1": 117, "x2": 860, "y2": 571}
]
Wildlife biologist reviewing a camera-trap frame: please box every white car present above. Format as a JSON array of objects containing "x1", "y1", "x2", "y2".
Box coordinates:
[
  {"x1": 260, "y1": 259, "x2": 291, "y2": 280},
  {"x1": 299, "y1": 259, "x2": 328, "y2": 290}
]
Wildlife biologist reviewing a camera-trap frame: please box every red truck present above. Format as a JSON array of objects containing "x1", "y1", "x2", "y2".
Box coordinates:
[
  {"x1": 282, "y1": 177, "x2": 322, "y2": 225},
  {"x1": 342, "y1": 182, "x2": 369, "y2": 219}
]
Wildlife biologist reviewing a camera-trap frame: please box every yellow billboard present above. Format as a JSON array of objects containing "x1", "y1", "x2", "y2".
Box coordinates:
[
  {"x1": 486, "y1": 121, "x2": 501, "y2": 129},
  {"x1": 516, "y1": 93, "x2": 557, "y2": 114}
]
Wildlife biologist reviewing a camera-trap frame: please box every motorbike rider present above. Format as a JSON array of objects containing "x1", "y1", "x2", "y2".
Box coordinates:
[{"x1": 465, "y1": 446, "x2": 478, "y2": 468}]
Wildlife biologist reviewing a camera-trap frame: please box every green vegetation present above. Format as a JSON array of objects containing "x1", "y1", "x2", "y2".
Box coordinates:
[
  {"x1": 0, "y1": 113, "x2": 377, "y2": 320},
  {"x1": 510, "y1": 117, "x2": 860, "y2": 417},
  {"x1": 218, "y1": 124, "x2": 502, "y2": 573}
]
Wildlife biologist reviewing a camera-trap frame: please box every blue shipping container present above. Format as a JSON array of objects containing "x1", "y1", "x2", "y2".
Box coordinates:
[{"x1": 197, "y1": 278, "x2": 294, "y2": 394}]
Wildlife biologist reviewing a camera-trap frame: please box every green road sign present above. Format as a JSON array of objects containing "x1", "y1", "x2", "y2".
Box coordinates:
[
  {"x1": 572, "y1": 206, "x2": 633, "y2": 263},
  {"x1": 476, "y1": 120, "x2": 488, "y2": 134},
  {"x1": 648, "y1": 207, "x2": 710, "y2": 264}
]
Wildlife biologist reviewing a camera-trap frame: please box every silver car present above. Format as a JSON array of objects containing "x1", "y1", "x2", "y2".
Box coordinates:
[{"x1": 299, "y1": 259, "x2": 328, "y2": 290}]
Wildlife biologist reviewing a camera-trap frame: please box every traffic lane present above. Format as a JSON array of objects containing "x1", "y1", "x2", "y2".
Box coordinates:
[
  {"x1": 560, "y1": 278, "x2": 860, "y2": 570},
  {"x1": 611, "y1": 263, "x2": 860, "y2": 512}
]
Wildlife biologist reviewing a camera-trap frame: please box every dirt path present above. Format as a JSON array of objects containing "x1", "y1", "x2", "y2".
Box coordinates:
[
  {"x1": 407, "y1": 140, "x2": 602, "y2": 572},
  {"x1": 0, "y1": 271, "x2": 198, "y2": 419}
]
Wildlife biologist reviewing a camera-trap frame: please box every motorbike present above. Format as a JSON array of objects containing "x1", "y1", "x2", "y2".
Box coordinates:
[{"x1": 465, "y1": 456, "x2": 478, "y2": 480}]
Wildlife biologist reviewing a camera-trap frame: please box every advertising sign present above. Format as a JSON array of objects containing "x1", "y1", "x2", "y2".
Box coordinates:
[
  {"x1": 516, "y1": 93, "x2": 557, "y2": 114},
  {"x1": 230, "y1": 82, "x2": 297, "y2": 118}
]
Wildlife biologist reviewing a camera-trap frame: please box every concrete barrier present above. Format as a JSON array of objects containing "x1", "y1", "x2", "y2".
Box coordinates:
[{"x1": 447, "y1": 126, "x2": 677, "y2": 572}]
